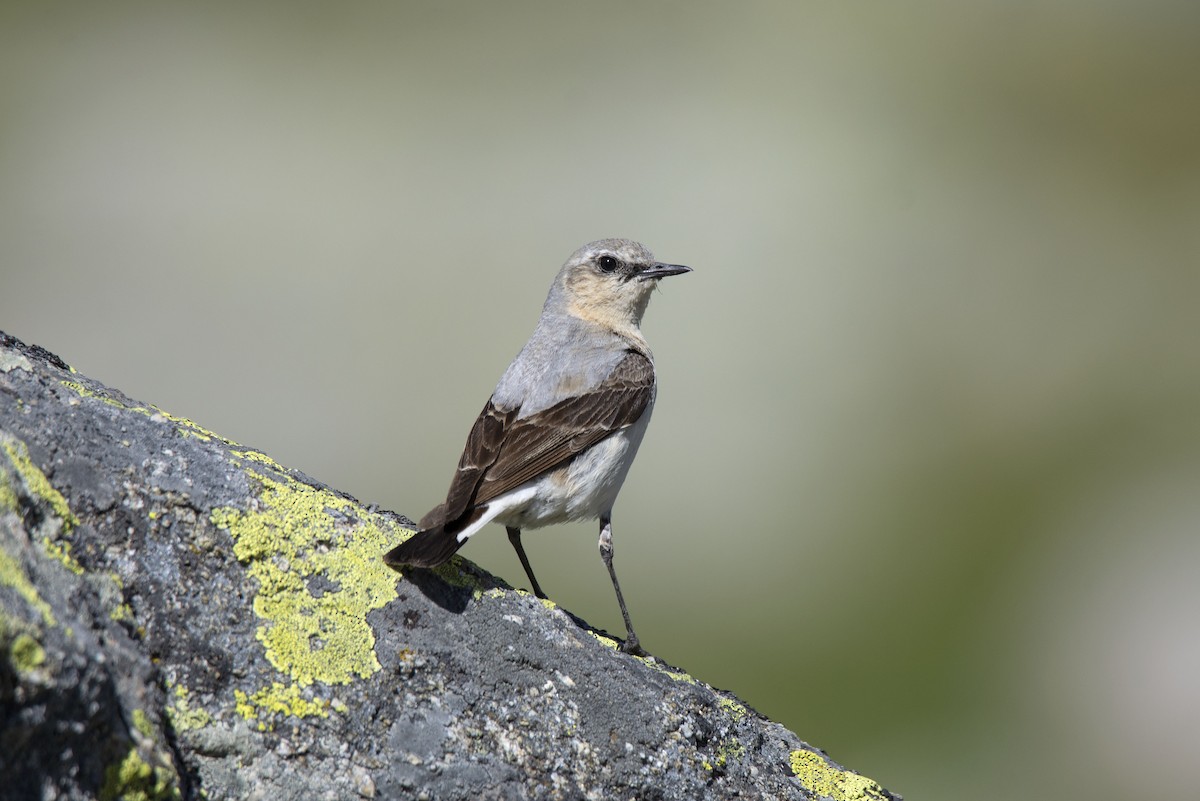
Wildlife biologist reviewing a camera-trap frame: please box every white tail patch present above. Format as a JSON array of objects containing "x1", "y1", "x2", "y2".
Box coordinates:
[{"x1": 453, "y1": 485, "x2": 539, "y2": 543}]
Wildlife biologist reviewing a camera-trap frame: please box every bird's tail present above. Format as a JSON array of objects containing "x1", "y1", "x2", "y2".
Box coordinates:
[{"x1": 383, "y1": 525, "x2": 465, "y2": 568}]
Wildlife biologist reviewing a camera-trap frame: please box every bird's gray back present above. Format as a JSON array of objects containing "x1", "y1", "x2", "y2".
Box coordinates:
[{"x1": 492, "y1": 308, "x2": 638, "y2": 418}]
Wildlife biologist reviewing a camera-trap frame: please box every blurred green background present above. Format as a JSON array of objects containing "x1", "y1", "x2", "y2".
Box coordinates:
[{"x1": 3, "y1": 2, "x2": 1198, "y2": 798}]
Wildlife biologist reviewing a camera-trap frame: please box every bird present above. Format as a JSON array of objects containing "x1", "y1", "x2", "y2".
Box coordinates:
[{"x1": 383, "y1": 238, "x2": 690, "y2": 655}]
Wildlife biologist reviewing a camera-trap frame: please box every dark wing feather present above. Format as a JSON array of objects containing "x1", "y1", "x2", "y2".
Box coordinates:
[
  {"x1": 425, "y1": 351, "x2": 655, "y2": 530},
  {"x1": 474, "y1": 353, "x2": 655, "y2": 504},
  {"x1": 419, "y1": 402, "x2": 519, "y2": 530}
]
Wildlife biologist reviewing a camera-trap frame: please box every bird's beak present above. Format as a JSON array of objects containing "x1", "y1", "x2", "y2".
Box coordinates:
[{"x1": 637, "y1": 262, "x2": 692, "y2": 281}]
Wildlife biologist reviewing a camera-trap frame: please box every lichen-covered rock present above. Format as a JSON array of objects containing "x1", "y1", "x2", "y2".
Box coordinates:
[
  {"x1": 0, "y1": 331, "x2": 899, "y2": 801},
  {"x1": 1, "y1": 433, "x2": 181, "y2": 801}
]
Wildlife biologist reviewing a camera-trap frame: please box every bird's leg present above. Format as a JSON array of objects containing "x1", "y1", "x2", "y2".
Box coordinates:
[
  {"x1": 599, "y1": 515, "x2": 645, "y2": 656},
  {"x1": 506, "y1": 527, "x2": 547, "y2": 599}
]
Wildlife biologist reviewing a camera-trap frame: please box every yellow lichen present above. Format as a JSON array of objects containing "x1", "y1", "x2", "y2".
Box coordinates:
[
  {"x1": 789, "y1": 749, "x2": 889, "y2": 800},
  {"x1": 131, "y1": 708, "x2": 156, "y2": 739},
  {"x1": 2, "y1": 435, "x2": 82, "y2": 574},
  {"x1": 58, "y1": 380, "x2": 236, "y2": 445},
  {"x1": 429, "y1": 556, "x2": 482, "y2": 593},
  {"x1": 705, "y1": 737, "x2": 746, "y2": 772},
  {"x1": 147, "y1": 406, "x2": 224, "y2": 442},
  {"x1": 719, "y1": 697, "x2": 749, "y2": 722},
  {"x1": 0, "y1": 548, "x2": 56, "y2": 627},
  {"x1": 99, "y1": 747, "x2": 180, "y2": 801},
  {"x1": 655, "y1": 665, "x2": 698, "y2": 685},
  {"x1": 0, "y1": 472, "x2": 15, "y2": 512},
  {"x1": 2, "y1": 438, "x2": 78, "y2": 531},
  {"x1": 41, "y1": 536, "x2": 85, "y2": 575},
  {"x1": 235, "y1": 682, "x2": 331, "y2": 731},
  {"x1": 588, "y1": 631, "x2": 619, "y2": 650},
  {"x1": 210, "y1": 464, "x2": 408, "y2": 723},
  {"x1": 59, "y1": 379, "x2": 126, "y2": 409},
  {"x1": 585, "y1": 630, "x2": 697, "y2": 683},
  {"x1": 230, "y1": 449, "x2": 284, "y2": 470},
  {"x1": 637, "y1": 652, "x2": 697, "y2": 684},
  {"x1": 585, "y1": 620, "x2": 698, "y2": 683},
  {"x1": 210, "y1": 471, "x2": 402, "y2": 686},
  {"x1": 9, "y1": 632, "x2": 46, "y2": 672},
  {"x1": 166, "y1": 685, "x2": 212, "y2": 732}
]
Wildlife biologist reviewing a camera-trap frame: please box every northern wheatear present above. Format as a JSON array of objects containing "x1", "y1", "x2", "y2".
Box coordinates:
[{"x1": 384, "y1": 238, "x2": 690, "y2": 655}]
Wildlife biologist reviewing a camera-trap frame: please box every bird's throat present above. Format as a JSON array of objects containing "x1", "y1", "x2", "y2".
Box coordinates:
[{"x1": 565, "y1": 298, "x2": 651, "y2": 354}]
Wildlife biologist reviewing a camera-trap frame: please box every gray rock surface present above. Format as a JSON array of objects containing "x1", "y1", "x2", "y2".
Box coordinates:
[{"x1": 0, "y1": 330, "x2": 898, "y2": 801}]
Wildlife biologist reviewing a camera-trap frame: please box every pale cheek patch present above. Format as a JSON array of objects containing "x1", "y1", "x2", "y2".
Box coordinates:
[{"x1": 565, "y1": 288, "x2": 653, "y2": 351}]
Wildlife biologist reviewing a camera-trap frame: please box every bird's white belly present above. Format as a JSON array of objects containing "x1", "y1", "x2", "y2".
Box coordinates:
[{"x1": 494, "y1": 408, "x2": 652, "y2": 530}]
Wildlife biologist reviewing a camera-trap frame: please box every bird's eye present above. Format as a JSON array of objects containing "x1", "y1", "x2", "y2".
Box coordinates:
[{"x1": 598, "y1": 255, "x2": 620, "y2": 273}]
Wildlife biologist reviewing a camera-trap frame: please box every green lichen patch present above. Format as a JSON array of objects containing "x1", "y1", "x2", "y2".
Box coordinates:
[
  {"x1": 432, "y1": 556, "x2": 484, "y2": 594},
  {"x1": 704, "y1": 737, "x2": 746, "y2": 773},
  {"x1": 2, "y1": 434, "x2": 84, "y2": 574},
  {"x1": 166, "y1": 685, "x2": 212, "y2": 733},
  {"x1": 230, "y1": 448, "x2": 283, "y2": 470},
  {"x1": 9, "y1": 631, "x2": 46, "y2": 672},
  {"x1": 0, "y1": 547, "x2": 57, "y2": 627},
  {"x1": 719, "y1": 697, "x2": 749, "y2": 722},
  {"x1": 41, "y1": 535, "x2": 85, "y2": 575},
  {"x1": 59, "y1": 379, "x2": 127, "y2": 410},
  {"x1": 588, "y1": 630, "x2": 619, "y2": 650},
  {"x1": 2, "y1": 437, "x2": 78, "y2": 531},
  {"x1": 789, "y1": 749, "x2": 889, "y2": 801},
  {"x1": 131, "y1": 708, "x2": 156, "y2": 739},
  {"x1": 146, "y1": 406, "x2": 228, "y2": 443},
  {"x1": 58, "y1": 379, "x2": 236, "y2": 445},
  {"x1": 585, "y1": 631, "x2": 699, "y2": 684},
  {"x1": 210, "y1": 464, "x2": 408, "y2": 727},
  {"x1": 99, "y1": 747, "x2": 181, "y2": 801},
  {"x1": 211, "y1": 470, "x2": 403, "y2": 687},
  {"x1": 234, "y1": 682, "x2": 332, "y2": 731},
  {"x1": 643, "y1": 656, "x2": 697, "y2": 686},
  {"x1": 0, "y1": 471, "x2": 15, "y2": 512}
]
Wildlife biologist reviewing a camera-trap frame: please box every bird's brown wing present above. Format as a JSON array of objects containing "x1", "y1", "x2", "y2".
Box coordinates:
[
  {"x1": 418, "y1": 400, "x2": 517, "y2": 529},
  {"x1": 423, "y1": 351, "x2": 655, "y2": 533}
]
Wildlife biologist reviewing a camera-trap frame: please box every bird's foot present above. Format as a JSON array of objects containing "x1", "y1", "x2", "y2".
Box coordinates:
[{"x1": 620, "y1": 636, "x2": 647, "y2": 658}]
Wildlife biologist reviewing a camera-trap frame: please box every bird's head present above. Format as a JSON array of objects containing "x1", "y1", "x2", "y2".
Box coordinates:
[{"x1": 553, "y1": 239, "x2": 691, "y2": 333}]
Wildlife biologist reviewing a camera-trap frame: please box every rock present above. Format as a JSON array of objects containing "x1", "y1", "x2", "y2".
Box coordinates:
[{"x1": 0, "y1": 330, "x2": 898, "y2": 800}]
